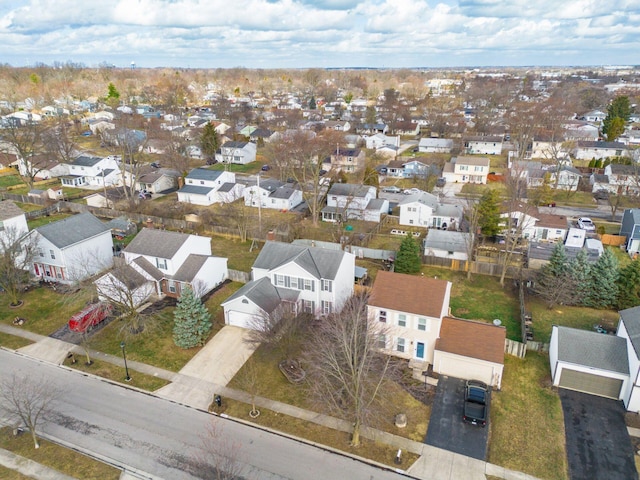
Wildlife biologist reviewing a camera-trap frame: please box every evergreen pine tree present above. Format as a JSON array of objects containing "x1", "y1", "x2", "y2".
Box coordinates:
[
  {"x1": 173, "y1": 286, "x2": 212, "y2": 349},
  {"x1": 617, "y1": 259, "x2": 640, "y2": 310},
  {"x1": 567, "y1": 249, "x2": 591, "y2": 306},
  {"x1": 395, "y1": 233, "x2": 422, "y2": 274},
  {"x1": 547, "y1": 242, "x2": 569, "y2": 277},
  {"x1": 534, "y1": 243, "x2": 571, "y2": 309},
  {"x1": 477, "y1": 189, "x2": 501, "y2": 237},
  {"x1": 199, "y1": 123, "x2": 220, "y2": 164},
  {"x1": 585, "y1": 248, "x2": 619, "y2": 309}
]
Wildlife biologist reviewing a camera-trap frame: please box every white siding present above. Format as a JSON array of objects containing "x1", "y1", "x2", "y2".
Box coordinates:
[{"x1": 432, "y1": 350, "x2": 503, "y2": 388}]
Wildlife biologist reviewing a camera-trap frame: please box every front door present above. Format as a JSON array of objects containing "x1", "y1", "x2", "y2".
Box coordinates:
[{"x1": 416, "y1": 342, "x2": 425, "y2": 359}]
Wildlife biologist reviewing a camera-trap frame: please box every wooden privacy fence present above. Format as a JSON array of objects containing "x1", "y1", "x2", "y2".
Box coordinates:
[
  {"x1": 601, "y1": 234, "x2": 626, "y2": 247},
  {"x1": 505, "y1": 339, "x2": 527, "y2": 359}
]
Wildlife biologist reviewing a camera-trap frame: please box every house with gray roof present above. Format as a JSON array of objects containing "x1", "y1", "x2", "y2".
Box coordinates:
[
  {"x1": 215, "y1": 140, "x2": 257, "y2": 165},
  {"x1": 620, "y1": 208, "x2": 640, "y2": 257},
  {"x1": 177, "y1": 167, "x2": 243, "y2": 206},
  {"x1": 398, "y1": 192, "x2": 462, "y2": 230},
  {"x1": 60, "y1": 155, "x2": 121, "y2": 188},
  {"x1": 221, "y1": 241, "x2": 355, "y2": 329},
  {"x1": 0, "y1": 200, "x2": 28, "y2": 252},
  {"x1": 550, "y1": 325, "x2": 630, "y2": 402},
  {"x1": 322, "y1": 183, "x2": 388, "y2": 223},
  {"x1": 243, "y1": 178, "x2": 303, "y2": 211},
  {"x1": 95, "y1": 228, "x2": 227, "y2": 306},
  {"x1": 423, "y1": 230, "x2": 472, "y2": 261},
  {"x1": 30, "y1": 212, "x2": 113, "y2": 283}
]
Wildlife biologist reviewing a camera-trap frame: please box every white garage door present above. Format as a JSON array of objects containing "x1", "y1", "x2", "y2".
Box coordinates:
[
  {"x1": 436, "y1": 354, "x2": 495, "y2": 385},
  {"x1": 559, "y1": 368, "x2": 623, "y2": 399},
  {"x1": 227, "y1": 310, "x2": 252, "y2": 329}
]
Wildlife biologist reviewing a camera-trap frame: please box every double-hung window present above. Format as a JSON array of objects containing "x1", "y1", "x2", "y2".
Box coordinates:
[
  {"x1": 398, "y1": 314, "x2": 407, "y2": 327},
  {"x1": 397, "y1": 338, "x2": 406, "y2": 353}
]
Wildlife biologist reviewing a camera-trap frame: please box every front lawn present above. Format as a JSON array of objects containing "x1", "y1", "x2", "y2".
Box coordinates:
[
  {"x1": 210, "y1": 162, "x2": 262, "y2": 174},
  {"x1": 0, "y1": 427, "x2": 121, "y2": 480},
  {"x1": 0, "y1": 332, "x2": 33, "y2": 350},
  {"x1": 62, "y1": 357, "x2": 170, "y2": 391},
  {"x1": 488, "y1": 353, "x2": 568, "y2": 480},
  {"x1": 88, "y1": 281, "x2": 243, "y2": 372}
]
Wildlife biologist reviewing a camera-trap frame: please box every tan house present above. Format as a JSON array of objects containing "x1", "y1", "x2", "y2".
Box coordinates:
[{"x1": 442, "y1": 156, "x2": 490, "y2": 184}]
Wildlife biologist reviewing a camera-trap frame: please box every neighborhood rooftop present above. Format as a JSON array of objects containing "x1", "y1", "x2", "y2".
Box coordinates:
[
  {"x1": 125, "y1": 228, "x2": 192, "y2": 259},
  {"x1": 35, "y1": 212, "x2": 109, "y2": 249}
]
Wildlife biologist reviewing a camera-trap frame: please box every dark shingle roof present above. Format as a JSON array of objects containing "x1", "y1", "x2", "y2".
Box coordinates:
[
  {"x1": 436, "y1": 317, "x2": 506, "y2": 364},
  {"x1": 0, "y1": 200, "x2": 24, "y2": 221},
  {"x1": 555, "y1": 326, "x2": 629, "y2": 374},
  {"x1": 73, "y1": 155, "x2": 103, "y2": 167},
  {"x1": 620, "y1": 306, "x2": 640, "y2": 359},
  {"x1": 223, "y1": 277, "x2": 300, "y2": 314},
  {"x1": 253, "y1": 241, "x2": 348, "y2": 281},
  {"x1": 36, "y1": 212, "x2": 109, "y2": 249},
  {"x1": 328, "y1": 183, "x2": 373, "y2": 197},
  {"x1": 125, "y1": 228, "x2": 191, "y2": 259},
  {"x1": 186, "y1": 168, "x2": 223, "y2": 181},
  {"x1": 178, "y1": 185, "x2": 214, "y2": 195},
  {"x1": 172, "y1": 254, "x2": 209, "y2": 282},
  {"x1": 132, "y1": 256, "x2": 163, "y2": 281}
]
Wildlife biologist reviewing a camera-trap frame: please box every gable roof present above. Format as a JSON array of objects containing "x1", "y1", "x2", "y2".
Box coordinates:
[
  {"x1": 368, "y1": 271, "x2": 450, "y2": 318},
  {"x1": 435, "y1": 317, "x2": 506, "y2": 365},
  {"x1": 186, "y1": 168, "x2": 224, "y2": 182},
  {"x1": 253, "y1": 241, "x2": 348, "y2": 280},
  {"x1": 125, "y1": 228, "x2": 191, "y2": 259},
  {"x1": 328, "y1": 183, "x2": 373, "y2": 197},
  {"x1": 398, "y1": 191, "x2": 438, "y2": 208},
  {"x1": 36, "y1": 212, "x2": 109, "y2": 249},
  {"x1": 424, "y1": 230, "x2": 470, "y2": 253},
  {"x1": 222, "y1": 276, "x2": 300, "y2": 314},
  {"x1": 620, "y1": 306, "x2": 640, "y2": 359},
  {"x1": 172, "y1": 254, "x2": 210, "y2": 282},
  {"x1": 555, "y1": 325, "x2": 629, "y2": 374},
  {"x1": 72, "y1": 155, "x2": 103, "y2": 167},
  {"x1": 0, "y1": 200, "x2": 24, "y2": 221},
  {"x1": 110, "y1": 264, "x2": 150, "y2": 290},
  {"x1": 454, "y1": 156, "x2": 490, "y2": 167}
]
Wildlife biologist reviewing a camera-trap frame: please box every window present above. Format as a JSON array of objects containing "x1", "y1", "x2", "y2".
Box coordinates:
[
  {"x1": 398, "y1": 314, "x2": 407, "y2": 327},
  {"x1": 303, "y1": 300, "x2": 315, "y2": 314},
  {"x1": 397, "y1": 337, "x2": 405, "y2": 353},
  {"x1": 474, "y1": 166, "x2": 483, "y2": 172},
  {"x1": 39, "y1": 249, "x2": 44, "y2": 257},
  {"x1": 322, "y1": 300, "x2": 332, "y2": 315},
  {"x1": 417, "y1": 318, "x2": 427, "y2": 331},
  {"x1": 377, "y1": 334, "x2": 386, "y2": 349},
  {"x1": 379, "y1": 310, "x2": 387, "y2": 323},
  {"x1": 156, "y1": 258, "x2": 167, "y2": 269},
  {"x1": 168, "y1": 280, "x2": 176, "y2": 293},
  {"x1": 304, "y1": 279, "x2": 314, "y2": 291},
  {"x1": 50, "y1": 249, "x2": 55, "y2": 259},
  {"x1": 321, "y1": 279, "x2": 332, "y2": 292},
  {"x1": 275, "y1": 274, "x2": 286, "y2": 287},
  {"x1": 242, "y1": 299, "x2": 249, "y2": 304},
  {"x1": 289, "y1": 277, "x2": 299, "y2": 289},
  {"x1": 200, "y1": 180, "x2": 204, "y2": 185},
  {"x1": 409, "y1": 219, "x2": 414, "y2": 225}
]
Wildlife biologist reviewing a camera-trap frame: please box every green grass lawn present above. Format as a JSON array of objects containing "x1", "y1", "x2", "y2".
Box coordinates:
[
  {"x1": 88, "y1": 282, "x2": 243, "y2": 372},
  {"x1": 0, "y1": 332, "x2": 33, "y2": 350},
  {"x1": 419, "y1": 266, "x2": 521, "y2": 340},
  {"x1": 0, "y1": 286, "x2": 92, "y2": 336},
  {"x1": 209, "y1": 234, "x2": 261, "y2": 271},
  {"x1": 0, "y1": 174, "x2": 24, "y2": 189},
  {"x1": 488, "y1": 353, "x2": 568, "y2": 480},
  {"x1": 0, "y1": 427, "x2": 121, "y2": 480},
  {"x1": 62, "y1": 357, "x2": 170, "y2": 391},
  {"x1": 209, "y1": 161, "x2": 262, "y2": 174},
  {"x1": 26, "y1": 212, "x2": 73, "y2": 230}
]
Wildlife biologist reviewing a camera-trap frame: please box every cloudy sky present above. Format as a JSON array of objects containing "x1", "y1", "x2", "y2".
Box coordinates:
[{"x1": 0, "y1": 0, "x2": 638, "y2": 69}]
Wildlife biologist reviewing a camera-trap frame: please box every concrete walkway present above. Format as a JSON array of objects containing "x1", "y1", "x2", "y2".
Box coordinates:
[
  {"x1": 0, "y1": 323, "x2": 541, "y2": 480},
  {"x1": 0, "y1": 448, "x2": 78, "y2": 480}
]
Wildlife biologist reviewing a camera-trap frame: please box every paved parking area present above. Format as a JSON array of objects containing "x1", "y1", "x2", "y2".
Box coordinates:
[
  {"x1": 560, "y1": 389, "x2": 638, "y2": 480},
  {"x1": 425, "y1": 376, "x2": 489, "y2": 461}
]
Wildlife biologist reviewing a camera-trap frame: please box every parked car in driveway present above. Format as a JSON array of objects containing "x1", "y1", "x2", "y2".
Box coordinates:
[
  {"x1": 382, "y1": 186, "x2": 401, "y2": 193},
  {"x1": 463, "y1": 380, "x2": 488, "y2": 427},
  {"x1": 577, "y1": 217, "x2": 596, "y2": 232}
]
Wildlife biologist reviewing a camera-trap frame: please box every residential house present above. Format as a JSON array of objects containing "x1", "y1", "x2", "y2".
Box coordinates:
[
  {"x1": 398, "y1": 192, "x2": 462, "y2": 229},
  {"x1": 136, "y1": 169, "x2": 179, "y2": 194},
  {"x1": 95, "y1": 228, "x2": 228, "y2": 306},
  {"x1": 549, "y1": 166, "x2": 582, "y2": 192},
  {"x1": 601, "y1": 164, "x2": 640, "y2": 195},
  {"x1": 85, "y1": 187, "x2": 129, "y2": 208},
  {"x1": 500, "y1": 202, "x2": 539, "y2": 239},
  {"x1": 573, "y1": 141, "x2": 628, "y2": 160},
  {"x1": 14, "y1": 154, "x2": 67, "y2": 181},
  {"x1": 423, "y1": 230, "x2": 472, "y2": 261},
  {"x1": 0, "y1": 201, "x2": 28, "y2": 250},
  {"x1": 249, "y1": 128, "x2": 273, "y2": 143},
  {"x1": 580, "y1": 110, "x2": 607, "y2": 124},
  {"x1": 364, "y1": 133, "x2": 400, "y2": 150},
  {"x1": 464, "y1": 135, "x2": 503, "y2": 155},
  {"x1": 244, "y1": 178, "x2": 303, "y2": 211},
  {"x1": 177, "y1": 168, "x2": 242, "y2": 206},
  {"x1": 367, "y1": 271, "x2": 505, "y2": 387},
  {"x1": 392, "y1": 121, "x2": 420, "y2": 136},
  {"x1": 328, "y1": 147, "x2": 366, "y2": 173},
  {"x1": 30, "y1": 212, "x2": 113, "y2": 283},
  {"x1": 530, "y1": 213, "x2": 569, "y2": 242},
  {"x1": 60, "y1": 155, "x2": 121, "y2": 188},
  {"x1": 418, "y1": 138, "x2": 453, "y2": 153},
  {"x1": 509, "y1": 160, "x2": 546, "y2": 188},
  {"x1": 442, "y1": 156, "x2": 490, "y2": 184},
  {"x1": 222, "y1": 241, "x2": 355, "y2": 329},
  {"x1": 563, "y1": 120, "x2": 599, "y2": 141},
  {"x1": 620, "y1": 209, "x2": 640, "y2": 257},
  {"x1": 215, "y1": 141, "x2": 257, "y2": 165},
  {"x1": 321, "y1": 184, "x2": 388, "y2": 223},
  {"x1": 530, "y1": 138, "x2": 570, "y2": 160},
  {"x1": 324, "y1": 120, "x2": 351, "y2": 132}
]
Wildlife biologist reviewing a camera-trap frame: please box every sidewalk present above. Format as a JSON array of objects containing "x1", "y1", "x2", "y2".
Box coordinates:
[
  {"x1": 0, "y1": 323, "x2": 540, "y2": 480},
  {"x1": 0, "y1": 448, "x2": 78, "y2": 480}
]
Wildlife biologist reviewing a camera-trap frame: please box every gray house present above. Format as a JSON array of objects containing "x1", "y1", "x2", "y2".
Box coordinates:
[{"x1": 621, "y1": 208, "x2": 640, "y2": 257}]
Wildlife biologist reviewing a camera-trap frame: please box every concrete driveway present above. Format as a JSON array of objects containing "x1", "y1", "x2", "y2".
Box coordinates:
[
  {"x1": 560, "y1": 389, "x2": 638, "y2": 480},
  {"x1": 155, "y1": 326, "x2": 257, "y2": 409},
  {"x1": 425, "y1": 376, "x2": 489, "y2": 461}
]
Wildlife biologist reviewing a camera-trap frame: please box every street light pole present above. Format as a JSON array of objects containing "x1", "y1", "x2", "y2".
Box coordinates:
[{"x1": 120, "y1": 341, "x2": 131, "y2": 382}]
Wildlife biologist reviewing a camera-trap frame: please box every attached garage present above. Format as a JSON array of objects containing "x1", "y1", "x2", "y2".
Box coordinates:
[
  {"x1": 433, "y1": 317, "x2": 506, "y2": 389},
  {"x1": 226, "y1": 310, "x2": 255, "y2": 329},
  {"x1": 550, "y1": 326, "x2": 630, "y2": 401},
  {"x1": 558, "y1": 369, "x2": 624, "y2": 399}
]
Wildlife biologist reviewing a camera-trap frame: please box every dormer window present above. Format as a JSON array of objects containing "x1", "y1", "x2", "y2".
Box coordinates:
[{"x1": 156, "y1": 258, "x2": 167, "y2": 270}]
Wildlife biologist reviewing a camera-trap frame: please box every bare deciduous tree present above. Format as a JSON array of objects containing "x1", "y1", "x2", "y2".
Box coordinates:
[
  {"x1": 303, "y1": 293, "x2": 395, "y2": 447},
  {"x1": 246, "y1": 305, "x2": 310, "y2": 361},
  {"x1": 196, "y1": 420, "x2": 247, "y2": 480},
  {"x1": 0, "y1": 374, "x2": 63, "y2": 449},
  {"x1": 463, "y1": 198, "x2": 480, "y2": 281},
  {"x1": 0, "y1": 224, "x2": 35, "y2": 306}
]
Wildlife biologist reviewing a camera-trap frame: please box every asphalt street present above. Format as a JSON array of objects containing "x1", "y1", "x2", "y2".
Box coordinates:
[{"x1": 0, "y1": 350, "x2": 411, "y2": 480}]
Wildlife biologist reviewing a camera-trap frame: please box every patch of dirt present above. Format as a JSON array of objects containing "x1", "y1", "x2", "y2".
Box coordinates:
[
  {"x1": 397, "y1": 363, "x2": 436, "y2": 406},
  {"x1": 626, "y1": 412, "x2": 640, "y2": 429}
]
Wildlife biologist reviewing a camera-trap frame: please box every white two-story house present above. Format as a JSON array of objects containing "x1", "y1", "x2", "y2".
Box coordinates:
[
  {"x1": 321, "y1": 184, "x2": 388, "y2": 223},
  {"x1": 442, "y1": 156, "x2": 490, "y2": 184},
  {"x1": 95, "y1": 228, "x2": 228, "y2": 306},
  {"x1": 30, "y1": 212, "x2": 113, "y2": 283},
  {"x1": 215, "y1": 141, "x2": 257, "y2": 165},
  {"x1": 222, "y1": 241, "x2": 355, "y2": 329},
  {"x1": 0, "y1": 201, "x2": 28, "y2": 251},
  {"x1": 464, "y1": 135, "x2": 503, "y2": 155},
  {"x1": 60, "y1": 155, "x2": 121, "y2": 188},
  {"x1": 244, "y1": 178, "x2": 303, "y2": 211},
  {"x1": 177, "y1": 168, "x2": 242, "y2": 206},
  {"x1": 398, "y1": 192, "x2": 463, "y2": 230}
]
